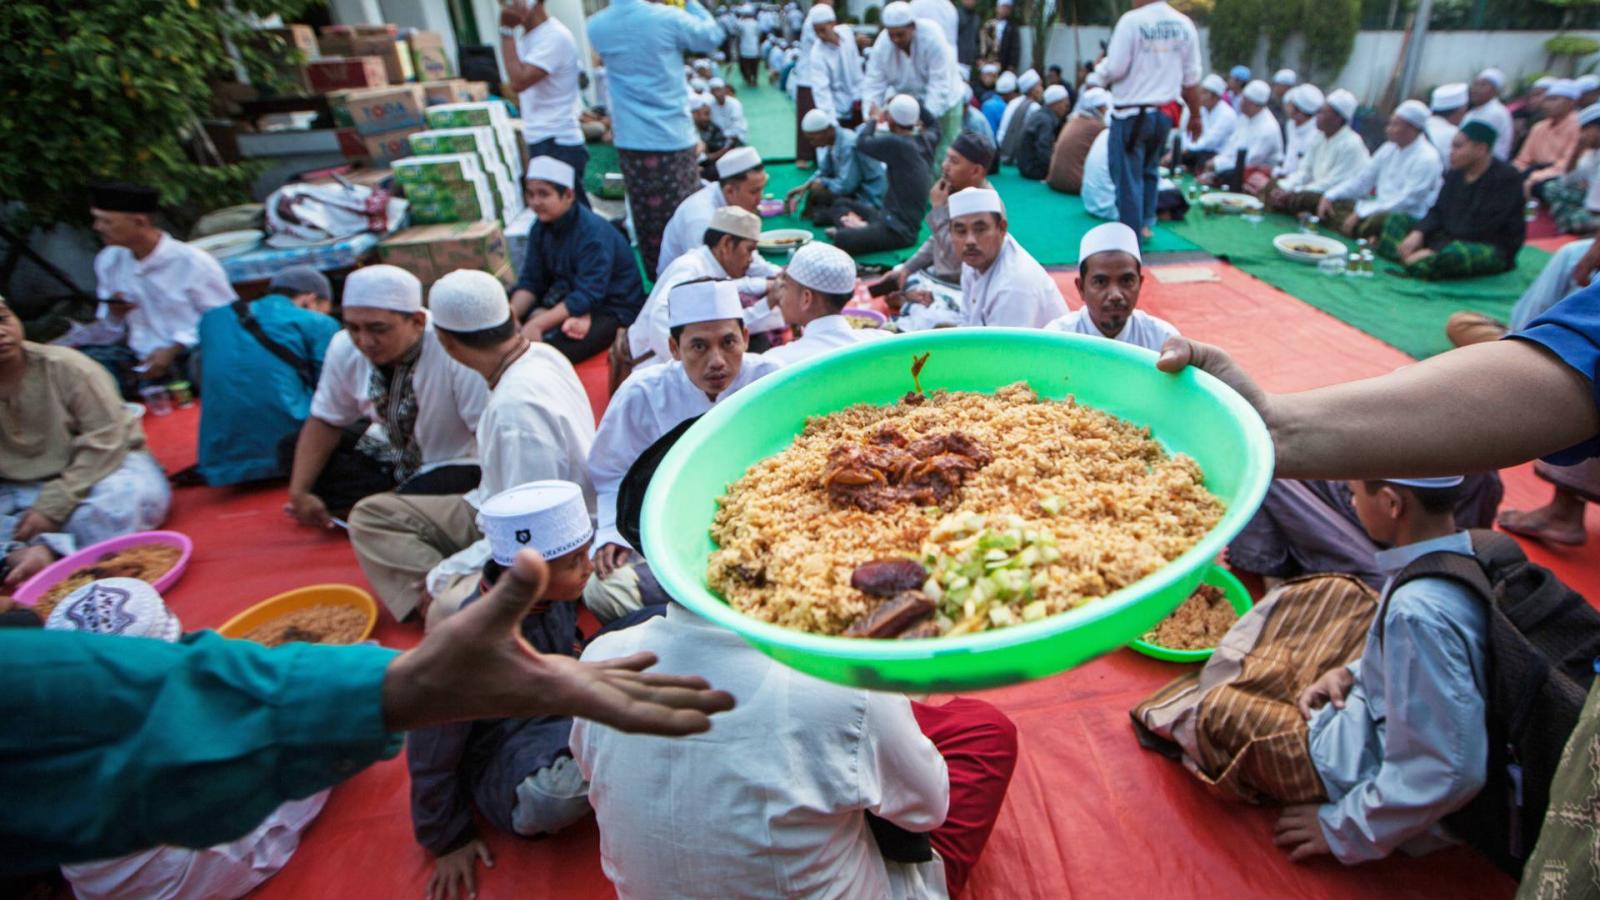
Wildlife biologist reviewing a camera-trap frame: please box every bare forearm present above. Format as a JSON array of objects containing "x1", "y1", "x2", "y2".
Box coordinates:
[
  {"x1": 526, "y1": 302, "x2": 570, "y2": 335},
  {"x1": 500, "y1": 35, "x2": 546, "y2": 93},
  {"x1": 1182, "y1": 85, "x2": 1202, "y2": 125},
  {"x1": 289, "y1": 418, "x2": 344, "y2": 496},
  {"x1": 510, "y1": 288, "x2": 537, "y2": 320}
]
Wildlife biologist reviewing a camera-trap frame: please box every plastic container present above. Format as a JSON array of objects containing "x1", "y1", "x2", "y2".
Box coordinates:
[
  {"x1": 641, "y1": 329, "x2": 1275, "y2": 692},
  {"x1": 139, "y1": 385, "x2": 173, "y2": 416},
  {"x1": 14, "y1": 531, "x2": 194, "y2": 606},
  {"x1": 215, "y1": 584, "x2": 378, "y2": 644},
  {"x1": 1128, "y1": 565, "x2": 1255, "y2": 663}
]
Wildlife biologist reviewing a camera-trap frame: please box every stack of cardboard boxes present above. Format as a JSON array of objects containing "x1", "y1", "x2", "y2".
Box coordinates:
[{"x1": 377, "y1": 222, "x2": 512, "y2": 289}]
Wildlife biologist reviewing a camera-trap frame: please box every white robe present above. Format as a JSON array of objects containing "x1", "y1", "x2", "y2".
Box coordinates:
[
  {"x1": 960, "y1": 235, "x2": 1069, "y2": 328},
  {"x1": 762, "y1": 314, "x2": 893, "y2": 367},
  {"x1": 1462, "y1": 98, "x2": 1514, "y2": 160},
  {"x1": 1183, "y1": 100, "x2": 1237, "y2": 154},
  {"x1": 657, "y1": 181, "x2": 723, "y2": 278},
  {"x1": 630, "y1": 245, "x2": 783, "y2": 370},
  {"x1": 809, "y1": 27, "x2": 863, "y2": 122},
  {"x1": 1277, "y1": 117, "x2": 1318, "y2": 178},
  {"x1": 590, "y1": 354, "x2": 781, "y2": 552},
  {"x1": 1213, "y1": 108, "x2": 1283, "y2": 172},
  {"x1": 1081, "y1": 130, "x2": 1118, "y2": 220},
  {"x1": 859, "y1": 20, "x2": 962, "y2": 116},
  {"x1": 92, "y1": 233, "x2": 236, "y2": 358},
  {"x1": 1425, "y1": 115, "x2": 1458, "y2": 162},
  {"x1": 712, "y1": 96, "x2": 748, "y2": 142},
  {"x1": 1044, "y1": 308, "x2": 1179, "y2": 353},
  {"x1": 1323, "y1": 137, "x2": 1443, "y2": 220},
  {"x1": 1281, "y1": 126, "x2": 1370, "y2": 194}
]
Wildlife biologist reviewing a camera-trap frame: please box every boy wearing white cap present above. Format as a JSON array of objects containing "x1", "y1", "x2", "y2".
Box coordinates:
[
  {"x1": 1205, "y1": 79, "x2": 1283, "y2": 189},
  {"x1": 1317, "y1": 100, "x2": 1444, "y2": 241},
  {"x1": 765, "y1": 242, "x2": 890, "y2": 366},
  {"x1": 1175, "y1": 74, "x2": 1237, "y2": 169},
  {"x1": 833, "y1": 94, "x2": 946, "y2": 256},
  {"x1": 1540, "y1": 102, "x2": 1600, "y2": 235},
  {"x1": 407, "y1": 480, "x2": 611, "y2": 900},
  {"x1": 806, "y1": 6, "x2": 863, "y2": 128},
  {"x1": 709, "y1": 78, "x2": 749, "y2": 142},
  {"x1": 1515, "y1": 79, "x2": 1582, "y2": 200},
  {"x1": 657, "y1": 145, "x2": 769, "y2": 277},
  {"x1": 1427, "y1": 82, "x2": 1469, "y2": 160},
  {"x1": 1263, "y1": 89, "x2": 1369, "y2": 216},
  {"x1": 859, "y1": 1, "x2": 964, "y2": 162},
  {"x1": 945, "y1": 187, "x2": 1068, "y2": 327},
  {"x1": 629, "y1": 206, "x2": 783, "y2": 374},
  {"x1": 1463, "y1": 67, "x2": 1514, "y2": 160},
  {"x1": 788, "y1": 109, "x2": 889, "y2": 224},
  {"x1": 1045, "y1": 222, "x2": 1177, "y2": 351},
  {"x1": 47, "y1": 579, "x2": 331, "y2": 900},
  {"x1": 590, "y1": 280, "x2": 780, "y2": 579},
  {"x1": 287, "y1": 265, "x2": 488, "y2": 537},
  {"x1": 1015, "y1": 83, "x2": 1071, "y2": 180}
]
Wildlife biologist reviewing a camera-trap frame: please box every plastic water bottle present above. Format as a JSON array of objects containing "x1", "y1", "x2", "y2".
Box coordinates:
[
  {"x1": 1361, "y1": 249, "x2": 1376, "y2": 276},
  {"x1": 1346, "y1": 250, "x2": 1361, "y2": 276}
]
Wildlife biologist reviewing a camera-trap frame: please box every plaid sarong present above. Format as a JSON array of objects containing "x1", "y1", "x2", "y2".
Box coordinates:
[
  {"x1": 1131, "y1": 573, "x2": 1379, "y2": 805},
  {"x1": 1545, "y1": 179, "x2": 1600, "y2": 236},
  {"x1": 1378, "y1": 213, "x2": 1512, "y2": 280},
  {"x1": 617, "y1": 146, "x2": 704, "y2": 277}
]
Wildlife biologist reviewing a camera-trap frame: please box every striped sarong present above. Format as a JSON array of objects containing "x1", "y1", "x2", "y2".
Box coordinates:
[{"x1": 1131, "y1": 573, "x2": 1378, "y2": 805}]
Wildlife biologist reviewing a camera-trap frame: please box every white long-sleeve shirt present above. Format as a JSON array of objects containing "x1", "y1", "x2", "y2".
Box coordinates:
[
  {"x1": 589, "y1": 354, "x2": 780, "y2": 552},
  {"x1": 809, "y1": 26, "x2": 863, "y2": 121},
  {"x1": 1281, "y1": 125, "x2": 1370, "y2": 193},
  {"x1": 1182, "y1": 100, "x2": 1237, "y2": 154},
  {"x1": 859, "y1": 19, "x2": 962, "y2": 116},
  {"x1": 1212, "y1": 107, "x2": 1283, "y2": 172},
  {"x1": 1276, "y1": 117, "x2": 1318, "y2": 178},
  {"x1": 1426, "y1": 115, "x2": 1458, "y2": 162},
  {"x1": 657, "y1": 181, "x2": 723, "y2": 278},
  {"x1": 1098, "y1": 0, "x2": 1202, "y2": 115},
  {"x1": 763, "y1": 314, "x2": 893, "y2": 366},
  {"x1": 1081, "y1": 130, "x2": 1118, "y2": 220},
  {"x1": 1462, "y1": 98, "x2": 1514, "y2": 160},
  {"x1": 93, "y1": 233, "x2": 236, "y2": 358},
  {"x1": 909, "y1": 0, "x2": 959, "y2": 54},
  {"x1": 629, "y1": 245, "x2": 783, "y2": 370},
  {"x1": 711, "y1": 95, "x2": 748, "y2": 142},
  {"x1": 1323, "y1": 136, "x2": 1443, "y2": 220},
  {"x1": 961, "y1": 234, "x2": 1069, "y2": 327},
  {"x1": 571, "y1": 604, "x2": 951, "y2": 900}
]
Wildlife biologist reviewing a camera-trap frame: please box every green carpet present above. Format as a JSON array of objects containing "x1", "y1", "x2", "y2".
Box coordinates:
[
  {"x1": 583, "y1": 143, "x2": 620, "y2": 198},
  {"x1": 758, "y1": 163, "x2": 1198, "y2": 269},
  {"x1": 1165, "y1": 205, "x2": 1548, "y2": 359},
  {"x1": 724, "y1": 66, "x2": 798, "y2": 161}
]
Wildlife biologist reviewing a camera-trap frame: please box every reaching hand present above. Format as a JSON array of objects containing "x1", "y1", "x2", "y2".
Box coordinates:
[
  {"x1": 12, "y1": 509, "x2": 59, "y2": 543},
  {"x1": 1274, "y1": 804, "x2": 1332, "y2": 862},
  {"x1": 1296, "y1": 666, "x2": 1355, "y2": 721},
  {"x1": 142, "y1": 346, "x2": 181, "y2": 382},
  {"x1": 381, "y1": 550, "x2": 735, "y2": 735},
  {"x1": 4, "y1": 545, "x2": 57, "y2": 588},
  {"x1": 1186, "y1": 115, "x2": 1203, "y2": 141},
  {"x1": 593, "y1": 542, "x2": 632, "y2": 579},
  {"x1": 1156, "y1": 337, "x2": 1275, "y2": 430},
  {"x1": 284, "y1": 491, "x2": 333, "y2": 529},
  {"x1": 429, "y1": 839, "x2": 492, "y2": 900},
  {"x1": 562, "y1": 314, "x2": 592, "y2": 340}
]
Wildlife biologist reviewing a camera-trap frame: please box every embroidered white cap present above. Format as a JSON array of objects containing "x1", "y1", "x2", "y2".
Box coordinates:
[
  {"x1": 690, "y1": 92, "x2": 712, "y2": 110},
  {"x1": 46, "y1": 578, "x2": 181, "y2": 643},
  {"x1": 1431, "y1": 82, "x2": 1469, "y2": 112},
  {"x1": 887, "y1": 93, "x2": 921, "y2": 126},
  {"x1": 1200, "y1": 73, "x2": 1226, "y2": 95},
  {"x1": 1273, "y1": 68, "x2": 1296, "y2": 86},
  {"x1": 802, "y1": 107, "x2": 837, "y2": 132},
  {"x1": 1476, "y1": 67, "x2": 1505, "y2": 90},
  {"x1": 1291, "y1": 84, "x2": 1324, "y2": 115},
  {"x1": 716, "y1": 145, "x2": 763, "y2": 179},
  {"x1": 1078, "y1": 222, "x2": 1142, "y2": 265},
  {"x1": 526, "y1": 155, "x2": 575, "y2": 189},
  {"x1": 1325, "y1": 89, "x2": 1358, "y2": 122},
  {"x1": 787, "y1": 242, "x2": 857, "y2": 294},
  {"x1": 1043, "y1": 84, "x2": 1069, "y2": 105},
  {"x1": 947, "y1": 186, "x2": 1004, "y2": 220},
  {"x1": 479, "y1": 480, "x2": 594, "y2": 564},
  {"x1": 880, "y1": 1, "x2": 913, "y2": 26},
  {"x1": 343, "y1": 264, "x2": 423, "y2": 314},
  {"x1": 707, "y1": 205, "x2": 761, "y2": 241},
  {"x1": 811, "y1": 4, "x2": 836, "y2": 23},
  {"x1": 1393, "y1": 99, "x2": 1431, "y2": 129},
  {"x1": 1384, "y1": 476, "x2": 1465, "y2": 489},
  {"x1": 429, "y1": 269, "x2": 512, "y2": 332},
  {"x1": 1242, "y1": 79, "x2": 1271, "y2": 105},
  {"x1": 1018, "y1": 69, "x2": 1041, "y2": 93},
  {"x1": 996, "y1": 71, "x2": 1018, "y2": 94},
  {"x1": 668, "y1": 279, "x2": 745, "y2": 327}
]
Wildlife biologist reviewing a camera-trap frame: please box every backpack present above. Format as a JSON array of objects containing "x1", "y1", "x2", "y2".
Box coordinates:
[{"x1": 1386, "y1": 528, "x2": 1600, "y2": 878}]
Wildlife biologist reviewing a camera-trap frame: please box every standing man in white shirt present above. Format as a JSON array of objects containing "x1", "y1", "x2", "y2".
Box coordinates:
[
  {"x1": 949, "y1": 187, "x2": 1068, "y2": 327},
  {"x1": 764, "y1": 242, "x2": 890, "y2": 367},
  {"x1": 791, "y1": 0, "x2": 836, "y2": 167},
  {"x1": 1047, "y1": 222, "x2": 1179, "y2": 352},
  {"x1": 1462, "y1": 67, "x2": 1515, "y2": 161},
  {"x1": 861, "y1": 2, "x2": 964, "y2": 164},
  {"x1": 806, "y1": 4, "x2": 862, "y2": 127},
  {"x1": 1318, "y1": 100, "x2": 1444, "y2": 241},
  {"x1": 1262, "y1": 88, "x2": 1369, "y2": 216},
  {"x1": 76, "y1": 181, "x2": 235, "y2": 398},
  {"x1": 349, "y1": 270, "x2": 599, "y2": 628},
  {"x1": 1095, "y1": 0, "x2": 1204, "y2": 241},
  {"x1": 736, "y1": 6, "x2": 763, "y2": 87},
  {"x1": 500, "y1": 0, "x2": 589, "y2": 207},
  {"x1": 909, "y1": 0, "x2": 959, "y2": 58}
]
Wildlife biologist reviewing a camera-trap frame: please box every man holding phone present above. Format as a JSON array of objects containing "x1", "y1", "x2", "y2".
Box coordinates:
[{"x1": 499, "y1": 0, "x2": 590, "y2": 208}]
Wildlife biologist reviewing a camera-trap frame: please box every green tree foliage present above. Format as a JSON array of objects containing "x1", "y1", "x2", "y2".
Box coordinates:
[
  {"x1": 1208, "y1": 0, "x2": 1263, "y2": 70},
  {"x1": 1209, "y1": 0, "x2": 1359, "y2": 81},
  {"x1": 0, "y1": 0, "x2": 317, "y2": 230}
]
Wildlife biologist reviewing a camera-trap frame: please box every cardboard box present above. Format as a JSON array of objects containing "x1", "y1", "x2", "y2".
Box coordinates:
[
  {"x1": 258, "y1": 25, "x2": 318, "y2": 58},
  {"x1": 464, "y1": 82, "x2": 490, "y2": 102},
  {"x1": 361, "y1": 127, "x2": 424, "y2": 164},
  {"x1": 305, "y1": 57, "x2": 388, "y2": 92},
  {"x1": 345, "y1": 85, "x2": 428, "y2": 135},
  {"x1": 409, "y1": 31, "x2": 451, "y2": 82},
  {"x1": 378, "y1": 221, "x2": 508, "y2": 286},
  {"x1": 349, "y1": 34, "x2": 414, "y2": 83},
  {"x1": 377, "y1": 230, "x2": 438, "y2": 285},
  {"x1": 420, "y1": 79, "x2": 473, "y2": 106},
  {"x1": 334, "y1": 127, "x2": 367, "y2": 158}
]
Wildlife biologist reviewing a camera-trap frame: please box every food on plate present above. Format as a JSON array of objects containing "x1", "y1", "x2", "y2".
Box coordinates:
[
  {"x1": 707, "y1": 381, "x2": 1225, "y2": 638},
  {"x1": 34, "y1": 544, "x2": 183, "y2": 620},
  {"x1": 241, "y1": 603, "x2": 370, "y2": 647},
  {"x1": 1286, "y1": 241, "x2": 1332, "y2": 256},
  {"x1": 1141, "y1": 582, "x2": 1239, "y2": 650}
]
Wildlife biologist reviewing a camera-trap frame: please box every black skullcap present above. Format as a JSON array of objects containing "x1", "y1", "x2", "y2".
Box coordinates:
[
  {"x1": 951, "y1": 131, "x2": 996, "y2": 168},
  {"x1": 89, "y1": 181, "x2": 159, "y2": 214}
]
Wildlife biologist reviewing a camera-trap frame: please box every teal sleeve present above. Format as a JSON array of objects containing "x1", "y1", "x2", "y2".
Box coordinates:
[{"x1": 0, "y1": 630, "x2": 403, "y2": 871}]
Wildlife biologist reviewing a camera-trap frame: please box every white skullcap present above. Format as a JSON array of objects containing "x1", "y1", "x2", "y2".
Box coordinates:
[
  {"x1": 1078, "y1": 87, "x2": 1111, "y2": 111},
  {"x1": 1292, "y1": 83, "x2": 1324, "y2": 114},
  {"x1": 1200, "y1": 73, "x2": 1226, "y2": 95},
  {"x1": 1078, "y1": 221, "x2": 1141, "y2": 265},
  {"x1": 343, "y1": 264, "x2": 423, "y2": 314},
  {"x1": 1548, "y1": 79, "x2": 1581, "y2": 101},
  {"x1": 709, "y1": 76, "x2": 727, "y2": 88},
  {"x1": 981, "y1": 62, "x2": 1000, "y2": 75},
  {"x1": 1476, "y1": 67, "x2": 1505, "y2": 90},
  {"x1": 1534, "y1": 76, "x2": 1557, "y2": 91},
  {"x1": 811, "y1": 4, "x2": 836, "y2": 23},
  {"x1": 1242, "y1": 79, "x2": 1271, "y2": 105},
  {"x1": 887, "y1": 93, "x2": 921, "y2": 126},
  {"x1": 1393, "y1": 99, "x2": 1430, "y2": 129},
  {"x1": 47, "y1": 578, "x2": 181, "y2": 643},
  {"x1": 1578, "y1": 74, "x2": 1599, "y2": 94},
  {"x1": 802, "y1": 107, "x2": 836, "y2": 132},
  {"x1": 478, "y1": 480, "x2": 594, "y2": 564},
  {"x1": 1018, "y1": 69, "x2": 1041, "y2": 93},
  {"x1": 707, "y1": 205, "x2": 761, "y2": 241},
  {"x1": 1385, "y1": 476, "x2": 1465, "y2": 489},
  {"x1": 694, "y1": 58, "x2": 712, "y2": 70},
  {"x1": 1085, "y1": 71, "x2": 1104, "y2": 87},
  {"x1": 689, "y1": 77, "x2": 709, "y2": 92},
  {"x1": 881, "y1": 1, "x2": 913, "y2": 26},
  {"x1": 1043, "y1": 84, "x2": 1069, "y2": 105},
  {"x1": 1431, "y1": 82, "x2": 1468, "y2": 112},
  {"x1": 947, "y1": 186, "x2": 1003, "y2": 220},
  {"x1": 1581, "y1": 103, "x2": 1600, "y2": 128},
  {"x1": 716, "y1": 145, "x2": 763, "y2": 178},
  {"x1": 1273, "y1": 68, "x2": 1296, "y2": 86},
  {"x1": 526, "y1": 155, "x2": 575, "y2": 189},
  {"x1": 690, "y1": 92, "x2": 712, "y2": 110},
  {"x1": 429, "y1": 269, "x2": 511, "y2": 332},
  {"x1": 996, "y1": 71, "x2": 1018, "y2": 93},
  {"x1": 787, "y1": 242, "x2": 857, "y2": 294},
  {"x1": 668, "y1": 279, "x2": 744, "y2": 327},
  {"x1": 1325, "y1": 88, "x2": 1357, "y2": 122}
]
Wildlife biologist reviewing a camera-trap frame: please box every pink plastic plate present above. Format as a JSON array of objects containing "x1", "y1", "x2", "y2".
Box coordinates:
[{"x1": 13, "y1": 530, "x2": 194, "y2": 606}]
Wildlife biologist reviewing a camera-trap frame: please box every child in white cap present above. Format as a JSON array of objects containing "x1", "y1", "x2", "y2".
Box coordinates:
[
  {"x1": 1045, "y1": 222, "x2": 1178, "y2": 351},
  {"x1": 765, "y1": 242, "x2": 890, "y2": 367}
]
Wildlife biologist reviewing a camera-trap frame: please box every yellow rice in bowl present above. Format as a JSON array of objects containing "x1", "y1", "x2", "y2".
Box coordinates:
[{"x1": 707, "y1": 382, "x2": 1226, "y2": 637}]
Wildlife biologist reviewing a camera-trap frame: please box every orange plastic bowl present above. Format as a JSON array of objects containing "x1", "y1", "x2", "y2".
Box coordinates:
[{"x1": 216, "y1": 584, "x2": 378, "y2": 644}]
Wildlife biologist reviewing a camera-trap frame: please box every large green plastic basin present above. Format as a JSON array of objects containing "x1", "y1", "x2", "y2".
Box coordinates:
[{"x1": 641, "y1": 328, "x2": 1274, "y2": 692}]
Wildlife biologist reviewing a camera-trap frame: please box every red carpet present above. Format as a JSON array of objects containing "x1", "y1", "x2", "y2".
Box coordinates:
[{"x1": 122, "y1": 268, "x2": 1600, "y2": 899}]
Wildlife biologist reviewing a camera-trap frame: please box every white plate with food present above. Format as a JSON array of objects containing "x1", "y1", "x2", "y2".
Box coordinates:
[
  {"x1": 758, "y1": 228, "x2": 813, "y2": 252},
  {"x1": 1272, "y1": 232, "x2": 1347, "y2": 264},
  {"x1": 1198, "y1": 192, "x2": 1263, "y2": 214},
  {"x1": 189, "y1": 229, "x2": 265, "y2": 259}
]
